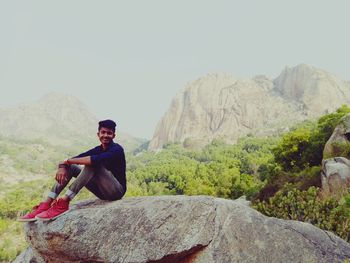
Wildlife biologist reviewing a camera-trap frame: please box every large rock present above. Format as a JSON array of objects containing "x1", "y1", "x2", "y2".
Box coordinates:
[
  {"x1": 17, "y1": 196, "x2": 350, "y2": 263},
  {"x1": 149, "y1": 64, "x2": 350, "y2": 150}
]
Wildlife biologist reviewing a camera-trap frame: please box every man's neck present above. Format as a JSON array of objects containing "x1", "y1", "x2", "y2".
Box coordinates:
[{"x1": 101, "y1": 141, "x2": 113, "y2": 150}]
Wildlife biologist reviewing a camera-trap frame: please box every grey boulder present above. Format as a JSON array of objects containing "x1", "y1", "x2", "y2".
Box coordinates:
[
  {"x1": 321, "y1": 157, "x2": 350, "y2": 199},
  {"x1": 323, "y1": 113, "x2": 350, "y2": 159},
  {"x1": 16, "y1": 196, "x2": 350, "y2": 263}
]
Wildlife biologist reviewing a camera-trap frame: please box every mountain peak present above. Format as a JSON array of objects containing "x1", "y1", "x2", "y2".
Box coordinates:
[
  {"x1": 285, "y1": 63, "x2": 315, "y2": 71},
  {"x1": 0, "y1": 93, "x2": 98, "y2": 145},
  {"x1": 184, "y1": 73, "x2": 236, "y2": 91},
  {"x1": 0, "y1": 93, "x2": 145, "y2": 150},
  {"x1": 273, "y1": 64, "x2": 350, "y2": 116},
  {"x1": 39, "y1": 91, "x2": 71, "y2": 100}
]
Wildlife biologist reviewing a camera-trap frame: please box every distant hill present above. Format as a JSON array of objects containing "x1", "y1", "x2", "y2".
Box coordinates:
[
  {"x1": 0, "y1": 92, "x2": 146, "y2": 152},
  {"x1": 0, "y1": 93, "x2": 146, "y2": 187},
  {"x1": 149, "y1": 64, "x2": 350, "y2": 150}
]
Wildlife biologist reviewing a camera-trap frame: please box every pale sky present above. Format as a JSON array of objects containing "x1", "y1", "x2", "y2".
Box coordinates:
[{"x1": 0, "y1": 0, "x2": 349, "y2": 139}]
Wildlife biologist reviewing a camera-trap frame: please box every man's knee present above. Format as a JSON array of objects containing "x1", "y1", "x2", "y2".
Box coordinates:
[
  {"x1": 82, "y1": 165, "x2": 95, "y2": 172},
  {"x1": 68, "y1": 164, "x2": 82, "y2": 178},
  {"x1": 78, "y1": 165, "x2": 97, "y2": 177}
]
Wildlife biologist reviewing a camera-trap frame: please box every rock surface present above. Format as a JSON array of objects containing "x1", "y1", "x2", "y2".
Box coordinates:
[
  {"x1": 149, "y1": 64, "x2": 350, "y2": 150},
  {"x1": 12, "y1": 247, "x2": 44, "y2": 263},
  {"x1": 17, "y1": 196, "x2": 350, "y2": 263}
]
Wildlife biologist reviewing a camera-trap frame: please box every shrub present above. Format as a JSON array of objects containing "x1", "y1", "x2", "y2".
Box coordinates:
[
  {"x1": 254, "y1": 166, "x2": 322, "y2": 202},
  {"x1": 253, "y1": 187, "x2": 350, "y2": 241}
]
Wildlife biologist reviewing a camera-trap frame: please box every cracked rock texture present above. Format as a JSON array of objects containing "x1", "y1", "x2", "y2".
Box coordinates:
[
  {"x1": 15, "y1": 196, "x2": 350, "y2": 263},
  {"x1": 149, "y1": 64, "x2": 350, "y2": 150}
]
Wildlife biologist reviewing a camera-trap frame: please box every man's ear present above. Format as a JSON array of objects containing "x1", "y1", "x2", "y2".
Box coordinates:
[{"x1": 113, "y1": 132, "x2": 116, "y2": 139}]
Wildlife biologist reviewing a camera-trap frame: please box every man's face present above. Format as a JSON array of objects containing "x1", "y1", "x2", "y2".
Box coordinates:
[{"x1": 97, "y1": 127, "x2": 115, "y2": 146}]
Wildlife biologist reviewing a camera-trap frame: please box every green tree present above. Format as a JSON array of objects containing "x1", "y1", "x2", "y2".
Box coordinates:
[{"x1": 273, "y1": 127, "x2": 312, "y2": 171}]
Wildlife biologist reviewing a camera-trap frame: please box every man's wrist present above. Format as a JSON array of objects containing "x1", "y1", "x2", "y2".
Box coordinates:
[{"x1": 58, "y1": 159, "x2": 70, "y2": 169}]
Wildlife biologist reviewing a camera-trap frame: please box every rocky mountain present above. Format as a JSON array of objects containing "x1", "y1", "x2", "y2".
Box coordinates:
[
  {"x1": 149, "y1": 64, "x2": 350, "y2": 150},
  {"x1": 15, "y1": 196, "x2": 350, "y2": 263},
  {"x1": 0, "y1": 93, "x2": 145, "y2": 151}
]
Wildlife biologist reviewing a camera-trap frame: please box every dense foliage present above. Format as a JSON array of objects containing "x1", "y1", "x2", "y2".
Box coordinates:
[
  {"x1": 254, "y1": 187, "x2": 350, "y2": 241},
  {"x1": 126, "y1": 137, "x2": 277, "y2": 199},
  {"x1": 273, "y1": 105, "x2": 350, "y2": 171}
]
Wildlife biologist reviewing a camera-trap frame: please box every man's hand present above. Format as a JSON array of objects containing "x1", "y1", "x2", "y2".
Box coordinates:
[{"x1": 56, "y1": 167, "x2": 68, "y2": 185}]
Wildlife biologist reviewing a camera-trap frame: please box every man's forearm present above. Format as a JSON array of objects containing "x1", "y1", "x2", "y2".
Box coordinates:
[{"x1": 60, "y1": 156, "x2": 92, "y2": 166}]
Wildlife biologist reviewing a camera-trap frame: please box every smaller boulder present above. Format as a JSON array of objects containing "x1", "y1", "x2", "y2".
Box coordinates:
[
  {"x1": 323, "y1": 113, "x2": 350, "y2": 159},
  {"x1": 321, "y1": 157, "x2": 350, "y2": 199}
]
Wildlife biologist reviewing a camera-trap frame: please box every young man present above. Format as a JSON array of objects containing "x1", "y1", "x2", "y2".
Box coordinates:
[{"x1": 18, "y1": 119, "x2": 126, "y2": 222}]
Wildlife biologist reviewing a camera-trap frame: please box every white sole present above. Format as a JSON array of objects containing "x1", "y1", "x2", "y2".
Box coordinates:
[
  {"x1": 17, "y1": 218, "x2": 37, "y2": 222},
  {"x1": 35, "y1": 210, "x2": 70, "y2": 221}
]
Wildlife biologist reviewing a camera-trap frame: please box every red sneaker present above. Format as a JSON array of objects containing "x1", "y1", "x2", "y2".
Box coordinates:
[
  {"x1": 35, "y1": 198, "x2": 70, "y2": 221},
  {"x1": 17, "y1": 201, "x2": 51, "y2": 222}
]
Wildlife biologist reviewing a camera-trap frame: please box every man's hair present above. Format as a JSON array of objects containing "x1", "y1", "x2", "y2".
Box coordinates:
[{"x1": 98, "y1": 119, "x2": 116, "y2": 132}]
